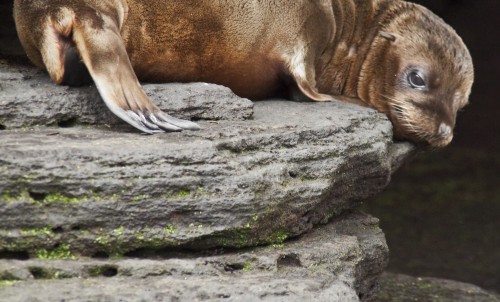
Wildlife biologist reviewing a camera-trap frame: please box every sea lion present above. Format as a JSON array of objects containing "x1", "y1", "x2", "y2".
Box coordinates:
[{"x1": 13, "y1": 0, "x2": 473, "y2": 147}]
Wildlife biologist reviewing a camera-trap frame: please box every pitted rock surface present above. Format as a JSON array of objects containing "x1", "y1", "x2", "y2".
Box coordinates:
[
  {"x1": 0, "y1": 211, "x2": 387, "y2": 302},
  {"x1": 0, "y1": 58, "x2": 414, "y2": 301},
  {"x1": 0, "y1": 95, "x2": 413, "y2": 256}
]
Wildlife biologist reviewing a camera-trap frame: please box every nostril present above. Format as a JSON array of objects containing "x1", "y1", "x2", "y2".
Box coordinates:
[{"x1": 438, "y1": 123, "x2": 452, "y2": 137}]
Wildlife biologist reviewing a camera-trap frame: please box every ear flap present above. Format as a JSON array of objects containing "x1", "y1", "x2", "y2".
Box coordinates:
[{"x1": 287, "y1": 46, "x2": 333, "y2": 102}]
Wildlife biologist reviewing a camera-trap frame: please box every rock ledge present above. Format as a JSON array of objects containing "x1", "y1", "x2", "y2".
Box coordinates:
[{"x1": 0, "y1": 211, "x2": 387, "y2": 302}]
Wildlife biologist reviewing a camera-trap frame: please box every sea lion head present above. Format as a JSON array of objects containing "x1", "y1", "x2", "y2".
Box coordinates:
[{"x1": 358, "y1": 3, "x2": 474, "y2": 148}]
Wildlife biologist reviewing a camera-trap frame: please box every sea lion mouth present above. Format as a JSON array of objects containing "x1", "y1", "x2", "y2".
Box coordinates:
[
  {"x1": 426, "y1": 122, "x2": 454, "y2": 147},
  {"x1": 391, "y1": 115, "x2": 453, "y2": 148},
  {"x1": 393, "y1": 119, "x2": 454, "y2": 148},
  {"x1": 384, "y1": 95, "x2": 454, "y2": 148}
]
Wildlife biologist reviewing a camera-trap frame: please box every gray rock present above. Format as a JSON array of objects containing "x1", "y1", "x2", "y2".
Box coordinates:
[
  {"x1": 0, "y1": 59, "x2": 415, "y2": 302},
  {"x1": 0, "y1": 59, "x2": 254, "y2": 129},
  {"x1": 0, "y1": 211, "x2": 387, "y2": 302},
  {"x1": 0, "y1": 95, "x2": 413, "y2": 256},
  {"x1": 375, "y1": 273, "x2": 500, "y2": 302},
  {"x1": 0, "y1": 62, "x2": 415, "y2": 256}
]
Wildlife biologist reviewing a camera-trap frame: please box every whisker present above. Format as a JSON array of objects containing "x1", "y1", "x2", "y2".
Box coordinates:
[{"x1": 377, "y1": 92, "x2": 432, "y2": 141}]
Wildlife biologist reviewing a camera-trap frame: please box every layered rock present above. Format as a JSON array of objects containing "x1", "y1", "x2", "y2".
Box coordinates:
[
  {"x1": 0, "y1": 59, "x2": 414, "y2": 301},
  {"x1": 0, "y1": 59, "x2": 414, "y2": 257},
  {"x1": 0, "y1": 211, "x2": 388, "y2": 301}
]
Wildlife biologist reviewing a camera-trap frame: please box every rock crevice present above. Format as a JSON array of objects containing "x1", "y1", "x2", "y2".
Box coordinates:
[{"x1": 0, "y1": 211, "x2": 388, "y2": 302}]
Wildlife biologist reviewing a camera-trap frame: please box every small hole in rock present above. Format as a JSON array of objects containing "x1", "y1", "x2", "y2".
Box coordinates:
[
  {"x1": 70, "y1": 225, "x2": 82, "y2": 231},
  {"x1": 0, "y1": 124, "x2": 6, "y2": 130},
  {"x1": 101, "y1": 266, "x2": 118, "y2": 277},
  {"x1": 28, "y1": 191, "x2": 47, "y2": 202},
  {"x1": 277, "y1": 253, "x2": 302, "y2": 268},
  {"x1": 124, "y1": 248, "x2": 150, "y2": 258},
  {"x1": 224, "y1": 263, "x2": 244, "y2": 272},
  {"x1": 51, "y1": 226, "x2": 64, "y2": 233},
  {"x1": 58, "y1": 118, "x2": 78, "y2": 128},
  {"x1": 288, "y1": 171, "x2": 298, "y2": 178},
  {"x1": 0, "y1": 251, "x2": 29, "y2": 260},
  {"x1": 91, "y1": 251, "x2": 110, "y2": 259},
  {"x1": 29, "y1": 267, "x2": 53, "y2": 279},
  {"x1": 88, "y1": 265, "x2": 118, "y2": 277}
]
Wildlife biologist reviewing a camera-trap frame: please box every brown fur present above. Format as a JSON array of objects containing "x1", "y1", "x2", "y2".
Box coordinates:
[{"x1": 13, "y1": 0, "x2": 474, "y2": 147}]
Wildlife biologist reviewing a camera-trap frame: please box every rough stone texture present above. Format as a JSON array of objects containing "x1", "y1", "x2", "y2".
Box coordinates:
[
  {"x1": 375, "y1": 273, "x2": 500, "y2": 302},
  {"x1": 0, "y1": 59, "x2": 254, "y2": 129},
  {"x1": 0, "y1": 211, "x2": 387, "y2": 302},
  {"x1": 0, "y1": 58, "x2": 415, "y2": 258},
  {"x1": 0, "y1": 100, "x2": 413, "y2": 257},
  {"x1": 0, "y1": 58, "x2": 415, "y2": 301}
]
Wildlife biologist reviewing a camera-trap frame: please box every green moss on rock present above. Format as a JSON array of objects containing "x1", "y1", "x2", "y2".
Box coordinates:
[
  {"x1": 35, "y1": 244, "x2": 76, "y2": 260},
  {"x1": 87, "y1": 265, "x2": 119, "y2": 278},
  {"x1": 161, "y1": 189, "x2": 192, "y2": 200},
  {"x1": 0, "y1": 190, "x2": 32, "y2": 203},
  {"x1": 28, "y1": 266, "x2": 71, "y2": 279},
  {"x1": 0, "y1": 280, "x2": 19, "y2": 287},
  {"x1": 20, "y1": 227, "x2": 54, "y2": 237},
  {"x1": 41, "y1": 193, "x2": 85, "y2": 204},
  {"x1": 163, "y1": 225, "x2": 179, "y2": 234}
]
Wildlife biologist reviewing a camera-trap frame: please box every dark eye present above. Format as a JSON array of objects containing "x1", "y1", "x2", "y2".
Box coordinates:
[{"x1": 407, "y1": 71, "x2": 426, "y2": 89}]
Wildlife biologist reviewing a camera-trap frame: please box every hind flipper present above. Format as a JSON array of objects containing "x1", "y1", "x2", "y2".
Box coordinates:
[{"x1": 33, "y1": 6, "x2": 200, "y2": 133}]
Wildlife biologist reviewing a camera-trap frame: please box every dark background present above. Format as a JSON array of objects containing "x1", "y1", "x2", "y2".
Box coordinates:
[{"x1": 1, "y1": 0, "x2": 499, "y2": 293}]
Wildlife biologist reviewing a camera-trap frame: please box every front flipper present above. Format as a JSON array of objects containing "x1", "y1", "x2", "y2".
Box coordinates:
[
  {"x1": 285, "y1": 45, "x2": 334, "y2": 102},
  {"x1": 285, "y1": 48, "x2": 370, "y2": 107},
  {"x1": 90, "y1": 70, "x2": 200, "y2": 133},
  {"x1": 41, "y1": 8, "x2": 200, "y2": 133}
]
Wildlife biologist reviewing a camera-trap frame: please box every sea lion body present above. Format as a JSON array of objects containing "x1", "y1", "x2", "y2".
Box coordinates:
[
  {"x1": 13, "y1": 0, "x2": 474, "y2": 147},
  {"x1": 123, "y1": 1, "x2": 312, "y2": 100}
]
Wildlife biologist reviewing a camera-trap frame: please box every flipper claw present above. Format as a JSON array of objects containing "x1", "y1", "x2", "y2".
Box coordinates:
[{"x1": 157, "y1": 112, "x2": 201, "y2": 131}]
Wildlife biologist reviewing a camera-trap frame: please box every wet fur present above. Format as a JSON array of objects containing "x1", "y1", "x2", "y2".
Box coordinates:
[{"x1": 13, "y1": 0, "x2": 473, "y2": 146}]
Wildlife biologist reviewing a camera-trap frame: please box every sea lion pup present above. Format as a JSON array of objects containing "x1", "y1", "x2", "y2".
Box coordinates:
[{"x1": 13, "y1": 0, "x2": 473, "y2": 147}]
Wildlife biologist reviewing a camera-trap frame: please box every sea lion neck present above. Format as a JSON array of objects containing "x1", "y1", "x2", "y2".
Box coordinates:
[
  {"x1": 316, "y1": 0, "x2": 396, "y2": 101},
  {"x1": 343, "y1": 0, "x2": 397, "y2": 100},
  {"x1": 354, "y1": 0, "x2": 409, "y2": 109}
]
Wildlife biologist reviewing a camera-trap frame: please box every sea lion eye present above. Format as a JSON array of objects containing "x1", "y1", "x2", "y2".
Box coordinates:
[{"x1": 408, "y1": 71, "x2": 426, "y2": 89}]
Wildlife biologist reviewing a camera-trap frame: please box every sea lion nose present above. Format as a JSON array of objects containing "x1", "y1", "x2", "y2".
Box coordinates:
[{"x1": 438, "y1": 123, "x2": 452, "y2": 137}]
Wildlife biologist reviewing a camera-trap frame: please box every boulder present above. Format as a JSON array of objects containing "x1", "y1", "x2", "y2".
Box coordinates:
[{"x1": 375, "y1": 273, "x2": 500, "y2": 302}]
